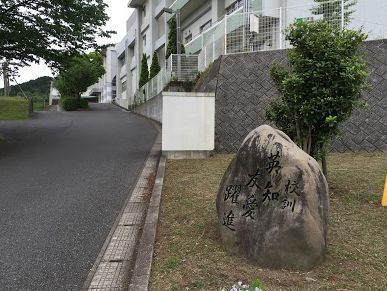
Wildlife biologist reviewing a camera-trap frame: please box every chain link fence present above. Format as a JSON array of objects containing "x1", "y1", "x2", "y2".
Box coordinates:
[
  {"x1": 167, "y1": 54, "x2": 199, "y2": 81},
  {"x1": 134, "y1": 54, "x2": 199, "y2": 104}
]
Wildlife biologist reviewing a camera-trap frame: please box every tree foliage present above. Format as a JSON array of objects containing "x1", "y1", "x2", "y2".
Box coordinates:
[
  {"x1": 166, "y1": 16, "x2": 185, "y2": 59},
  {"x1": 139, "y1": 54, "x2": 149, "y2": 88},
  {"x1": 266, "y1": 21, "x2": 368, "y2": 159},
  {"x1": 312, "y1": 0, "x2": 357, "y2": 27},
  {"x1": 0, "y1": 0, "x2": 113, "y2": 68},
  {"x1": 149, "y1": 52, "x2": 161, "y2": 79},
  {"x1": 54, "y1": 52, "x2": 105, "y2": 99}
]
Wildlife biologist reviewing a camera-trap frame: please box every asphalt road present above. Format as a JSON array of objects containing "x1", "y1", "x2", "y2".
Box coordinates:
[{"x1": 0, "y1": 104, "x2": 157, "y2": 290}]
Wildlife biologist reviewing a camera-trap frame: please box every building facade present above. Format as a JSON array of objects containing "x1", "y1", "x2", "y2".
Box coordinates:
[
  {"x1": 85, "y1": 47, "x2": 117, "y2": 104},
  {"x1": 110, "y1": 0, "x2": 386, "y2": 109},
  {"x1": 114, "y1": 0, "x2": 263, "y2": 109}
]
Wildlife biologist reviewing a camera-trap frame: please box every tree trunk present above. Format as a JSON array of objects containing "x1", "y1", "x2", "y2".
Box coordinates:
[
  {"x1": 307, "y1": 126, "x2": 312, "y2": 155},
  {"x1": 295, "y1": 120, "x2": 301, "y2": 146},
  {"x1": 2, "y1": 63, "x2": 10, "y2": 96},
  {"x1": 322, "y1": 155, "x2": 328, "y2": 178}
]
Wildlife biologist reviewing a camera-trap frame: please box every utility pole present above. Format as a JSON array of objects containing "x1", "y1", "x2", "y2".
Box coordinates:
[
  {"x1": 176, "y1": 9, "x2": 181, "y2": 55},
  {"x1": 162, "y1": 7, "x2": 183, "y2": 79}
]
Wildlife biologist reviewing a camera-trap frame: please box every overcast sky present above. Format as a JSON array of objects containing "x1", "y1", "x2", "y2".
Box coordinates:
[{"x1": 2, "y1": 1, "x2": 133, "y2": 87}]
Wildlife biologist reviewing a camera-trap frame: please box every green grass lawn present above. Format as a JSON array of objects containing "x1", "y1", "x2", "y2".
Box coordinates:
[
  {"x1": 0, "y1": 96, "x2": 29, "y2": 120},
  {"x1": 150, "y1": 153, "x2": 387, "y2": 291}
]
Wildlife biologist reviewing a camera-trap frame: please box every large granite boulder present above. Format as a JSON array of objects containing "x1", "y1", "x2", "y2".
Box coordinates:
[{"x1": 216, "y1": 125, "x2": 329, "y2": 270}]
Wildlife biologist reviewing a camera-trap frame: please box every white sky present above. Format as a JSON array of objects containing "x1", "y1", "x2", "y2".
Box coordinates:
[{"x1": 2, "y1": 1, "x2": 133, "y2": 86}]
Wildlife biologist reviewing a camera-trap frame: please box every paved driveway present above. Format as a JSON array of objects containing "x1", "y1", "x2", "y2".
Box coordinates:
[{"x1": 0, "y1": 104, "x2": 157, "y2": 290}]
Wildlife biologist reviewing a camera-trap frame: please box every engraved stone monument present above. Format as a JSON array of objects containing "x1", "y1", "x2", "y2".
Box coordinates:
[{"x1": 216, "y1": 125, "x2": 329, "y2": 270}]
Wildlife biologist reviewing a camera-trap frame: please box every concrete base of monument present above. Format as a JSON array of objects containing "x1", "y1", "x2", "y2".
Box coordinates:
[{"x1": 163, "y1": 150, "x2": 212, "y2": 159}]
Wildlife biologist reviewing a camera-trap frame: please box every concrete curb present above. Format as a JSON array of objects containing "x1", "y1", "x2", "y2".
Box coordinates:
[
  {"x1": 83, "y1": 113, "x2": 162, "y2": 290},
  {"x1": 111, "y1": 102, "x2": 130, "y2": 112},
  {"x1": 128, "y1": 155, "x2": 166, "y2": 290}
]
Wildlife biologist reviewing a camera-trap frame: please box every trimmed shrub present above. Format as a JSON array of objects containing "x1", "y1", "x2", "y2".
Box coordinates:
[
  {"x1": 78, "y1": 98, "x2": 88, "y2": 109},
  {"x1": 150, "y1": 52, "x2": 161, "y2": 79},
  {"x1": 61, "y1": 97, "x2": 79, "y2": 111},
  {"x1": 139, "y1": 53, "x2": 149, "y2": 88},
  {"x1": 166, "y1": 16, "x2": 186, "y2": 59}
]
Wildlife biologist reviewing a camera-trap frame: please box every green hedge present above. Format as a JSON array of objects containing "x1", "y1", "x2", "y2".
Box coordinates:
[
  {"x1": 78, "y1": 98, "x2": 88, "y2": 109},
  {"x1": 61, "y1": 97, "x2": 78, "y2": 111},
  {"x1": 0, "y1": 96, "x2": 29, "y2": 120},
  {"x1": 61, "y1": 97, "x2": 89, "y2": 111}
]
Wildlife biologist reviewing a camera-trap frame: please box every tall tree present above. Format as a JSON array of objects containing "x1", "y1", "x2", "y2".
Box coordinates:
[
  {"x1": 139, "y1": 54, "x2": 149, "y2": 88},
  {"x1": 166, "y1": 16, "x2": 185, "y2": 59},
  {"x1": 0, "y1": 1, "x2": 113, "y2": 69},
  {"x1": 54, "y1": 52, "x2": 105, "y2": 99},
  {"x1": 149, "y1": 52, "x2": 161, "y2": 79},
  {"x1": 266, "y1": 21, "x2": 368, "y2": 175},
  {"x1": 311, "y1": 0, "x2": 357, "y2": 27}
]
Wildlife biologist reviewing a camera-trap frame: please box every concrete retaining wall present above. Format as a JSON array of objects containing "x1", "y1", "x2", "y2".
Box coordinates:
[
  {"x1": 132, "y1": 93, "x2": 163, "y2": 124},
  {"x1": 162, "y1": 92, "x2": 215, "y2": 152},
  {"x1": 132, "y1": 91, "x2": 215, "y2": 158}
]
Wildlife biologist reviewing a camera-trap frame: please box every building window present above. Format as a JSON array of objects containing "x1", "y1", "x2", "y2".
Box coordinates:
[
  {"x1": 200, "y1": 20, "x2": 212, "y2": 33},
  {"x1": 143, "y1": 5, "x2": 146, "y2": 17},
  {"x1": 185, "y1": 33, "x2": 192, "y2": 43},
  {"x1": 122, "y1": 81, "x2": 127, "y2": 92},
  {"x1": 226, "y1": 0, "x2": 243, "y2": 15}
]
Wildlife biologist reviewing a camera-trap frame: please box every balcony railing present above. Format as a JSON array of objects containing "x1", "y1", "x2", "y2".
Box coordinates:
[
  {"x1": 169, "y1": 0, "x2": 190, "y2": 12},
  {"x1": 185, "y1": 0, "x2": 387, "y2": 72}
]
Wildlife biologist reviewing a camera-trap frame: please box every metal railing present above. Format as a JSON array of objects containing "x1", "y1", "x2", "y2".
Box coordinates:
[
  {"x1": 134, "y1": 54, "x2": 199, "y2": 105},
  {"x1": 134, "y1": 67, "x2": 169, "y2": 105},
  {"x1": 184, "y1": 0, "x2": 387, "y2": 71}
]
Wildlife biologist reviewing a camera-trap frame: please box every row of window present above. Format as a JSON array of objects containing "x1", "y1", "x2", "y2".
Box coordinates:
[{"x1": 140, "y1": 1, "x2": 245, "y2": 46}]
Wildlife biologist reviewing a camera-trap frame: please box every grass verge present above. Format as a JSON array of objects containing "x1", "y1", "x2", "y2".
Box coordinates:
[
  {"x1": 149, "y1": 153, "x2": 387, "y2": 290},
  {"x1": 0, "y1": 96, "x2": 29, "y2": 120}
]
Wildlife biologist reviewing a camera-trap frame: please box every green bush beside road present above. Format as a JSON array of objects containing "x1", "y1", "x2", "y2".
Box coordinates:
[
  {"x1": 78, "y1": 98, "x2": 88, "y2": 109},
  {"x1": 0, "y1": 96, "x2": 29, "y2": 120},
  {"x1": 60, "y1": 97, "x2": 88, "y2": 111}
]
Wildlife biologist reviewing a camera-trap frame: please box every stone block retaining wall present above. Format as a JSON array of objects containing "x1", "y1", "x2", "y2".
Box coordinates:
[{"x1": 198, "y1": 39, "x2": 387, "y2": 153}]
